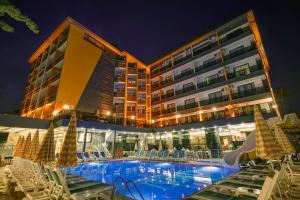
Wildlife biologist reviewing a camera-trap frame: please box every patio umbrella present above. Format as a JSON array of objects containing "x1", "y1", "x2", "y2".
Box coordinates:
[
  {"x1": 255, "y1": 105, "x2": 283, "y2": 160},
  {"x1": 144, "y1": 140, "x2": 148, "y2": 151},
  {"x1": 169, "y1": 135, "x2": 173, "y2": 150},
  {"x1": 13, "y1": 136, "x2": 24, "y2": 157},
  {"x1": 56, "y1": 111, "x2": 78, "y2": 168},
  {"x1": 34, "y1": 123, "x2": 56, "y2": 164},
  {"x1": 26, "y1": 130, "x2": 40, "y2": 160},
  {"x1": 274, "y1": 125, "x2": 295, "y2": 154},
  {"x1": 134, "y1": 141, "x2": 138, "y2": 151},
  {"x1": 21, "y1": 133, "x2": 31, "y2": 158}
]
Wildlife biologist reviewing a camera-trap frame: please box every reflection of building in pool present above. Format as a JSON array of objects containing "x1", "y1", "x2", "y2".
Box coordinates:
[{"x1": 18, "y1": 10, "x2": 279, "y2": 130}]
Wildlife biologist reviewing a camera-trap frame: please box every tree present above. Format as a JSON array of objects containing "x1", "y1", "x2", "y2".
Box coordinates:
[{"x1": 0, "y1": 0, "x2": 39, "y2": 33}]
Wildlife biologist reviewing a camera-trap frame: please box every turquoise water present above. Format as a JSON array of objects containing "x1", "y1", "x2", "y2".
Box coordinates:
[{"x1": 66, "y1": 160, "x2": 239, "y2": 200}]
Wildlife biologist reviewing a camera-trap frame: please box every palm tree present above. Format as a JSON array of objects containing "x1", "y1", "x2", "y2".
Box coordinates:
[
  {"x1": 0, "y1": 0, "x2": 39, "y2": 33},
  {"x1": 273, "y1": 88, "x2": 288, "y2": 114}
]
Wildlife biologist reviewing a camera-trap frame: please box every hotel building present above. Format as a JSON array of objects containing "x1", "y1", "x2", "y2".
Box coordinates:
[
  {"x1": 150, "y1": 11, "x2": 278, "y2": 128},
  {"x1": 14, "y1": 10, "x2": 280, "y2": 154},
  {"x1": 19, "y1": 18, "x2": 151, "y2": 127}
]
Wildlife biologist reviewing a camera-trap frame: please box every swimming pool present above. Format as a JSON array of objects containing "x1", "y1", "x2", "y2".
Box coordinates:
[{"x1": 66, "y1": 160, "x2": 239, "y2": 200}]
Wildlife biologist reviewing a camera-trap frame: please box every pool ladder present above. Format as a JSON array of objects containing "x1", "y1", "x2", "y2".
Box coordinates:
[{"x1": 110, "y1": 176, "x2": 144, "y2": 200}]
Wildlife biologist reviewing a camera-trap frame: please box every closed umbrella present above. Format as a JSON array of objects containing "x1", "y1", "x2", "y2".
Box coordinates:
[
  {"x1": 57, "y1": 111, "x2": 78, "y2": 168},
  {"x1": 26, "y1": 130, "x2": 40, "y2": 160},
  {"x1": 255, "y1": 105, "x2": 283, "y2": 160},
  {"x1": 13, "y1": 136, "x2": 24, "y2": 157},
  {"x1": 21, "y1": 133, "x2": 31, "y2": 159},
  {"x1": 169, "y1": 134, "x2": 173, "y2": 150},
  {"x1": 34, "y1": 123, "x2": 56, "y2": 164},
  {"x1": 274, "y1": 125, "x2": 295, "y2": 154},
  {"x1": 158, "y1": 139, "x2": 162, "y2": 151}
]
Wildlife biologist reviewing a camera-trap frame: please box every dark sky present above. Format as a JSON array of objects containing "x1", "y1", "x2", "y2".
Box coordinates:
[{"x1": 0, "y1": 0, "x2": 299, "y2": 115}]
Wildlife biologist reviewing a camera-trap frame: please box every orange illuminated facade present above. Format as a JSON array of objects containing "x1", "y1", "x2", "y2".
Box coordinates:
[{"x1": 20, "y1": 10, "x2": 279, "y2": 128}]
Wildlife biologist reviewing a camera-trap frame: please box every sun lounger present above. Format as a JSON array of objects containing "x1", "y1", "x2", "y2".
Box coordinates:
[
  {"x1": 183, "y1": 190, "x2": 256, "y2": 200},
  {"x1": 76, "y1": 152, "x2": 85, "y2": 162},
  {"x1": 83, "y1": 152, "x2": 93, "y2": 161}
]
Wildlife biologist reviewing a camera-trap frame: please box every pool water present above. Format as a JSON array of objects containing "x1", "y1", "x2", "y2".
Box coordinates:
[{"x1": 66, "y1": 160, "x2": 239, "y2": 200}]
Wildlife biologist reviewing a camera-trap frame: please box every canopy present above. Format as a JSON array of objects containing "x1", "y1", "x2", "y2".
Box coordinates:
[
  {"x1": 274, "y1": 125, "x2": 295, "y2": 154},
  {"x1": 26, "y1": 130, "x2": 39, "y2": 160},
  {"x1": 21, "y1": 133, "x2": 31, "y2": 158}
]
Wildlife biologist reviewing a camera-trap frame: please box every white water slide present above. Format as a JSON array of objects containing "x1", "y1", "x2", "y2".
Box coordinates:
[{"x1": 224, "y1": 131, "x2": 256, "y2": 166}]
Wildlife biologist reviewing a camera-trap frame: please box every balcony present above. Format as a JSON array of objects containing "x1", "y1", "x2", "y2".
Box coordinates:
[
  {"x1": 113, "y1": 107, "x2": 124, "y2": 113},
  {"x1": 151, "y1": 96, "x2": 160, "y2": 103},
  {"x1": 161, "y1": 91, "x2": 175, "y2": 100},
  {"x1": 115, "y1": 62, "x2": 126, "y2": 68},
  {"x1": 193, "y1": 42, "x2": 217, "y2": 57},
  {"x1": 197, "y1": 76, "x2": 226, "y2": 89},
  {"x1": 199, "y1": 95, "x2": 229, "y2": 106},
  {"x1": 219, "y1": 26, "x2": 251, "y2": 44},
  {"x1": 173, "y1": 54, "x2": 192, "y2": 66},
  {"x1": 231, "y1": 86, "x2": 269, "y2": 99},
  {"x1": 174, "y1": 69, "x2": 194, "y2": 81},
  {"x1": 160, "y1": 63, "x2": 173, "y2": 73},
  {"x1": 127, "y1": 95, "x2": 137, "y2": 101},
  {"x1": 114, "y1": 75, "x2": 125, "y2": 82},
  {"x1": 152, "y1": 111, "x2": 161, "y2": 117},
  {"x1": 151, "y1": 81, "x2": 160, "y2": 89},
  {"x1": 161, "y1": 77, "x2": 174, "y2": 87},
  {"x1": 138, "y1": 86, "x2": 146, "y2": 92},
  {"x1": 223, "y1": 42, "x2": 256, "y2": 61},
  {"x1": 138, "y1": 74, "x2": 146, "y2": 79},
  {"x1": 175, "y1": 85, "x2": 196, "y2": 95},
  {"x1": 114, "y1": 90, "x2": 125, "y2": 97},
  {"x1": 127, "y1": 82, "x2": 137, "y2": 87},
  {"x1": 128, "y1": 69, "x2": 137, "y2": 74},
  {"x1": 162, "y1": 107, "x2": 176, "y2": 114},
  {"x1": 195, "y1": 58, "x2": 222, "y2": 73},
  {"x1": 177, "y1": 102, "x2": 199, "y2": 111},
  {"x1": 227, "y1": 62, "x2": 263, "y2": 79},
  {"x1": 137, "y1": 99, "x2": 146, "y2": 104}
]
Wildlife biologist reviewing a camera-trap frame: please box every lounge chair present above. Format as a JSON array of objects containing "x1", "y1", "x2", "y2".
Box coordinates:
[
  {"x1": 92, "y1": 151, "x2": 102, "y2": 161},
  {"x1": 76, "y1": 152, "x2": 85, "y2": 162},
  {"x1": 149, "y1": 149, "x2": 157, "y2": 160},
  {"x1": 141, "y1": 151, "x2": 150, "y2": 160},
  {"x1": 83, "y1": 152, "x2": 93, "y2": 161},
  {"x1": 45, "y1": 165, "x2": 112, "y2": 199},
  {"x1": 173, "y1": 150, "x2": 186, "y2": 162}
]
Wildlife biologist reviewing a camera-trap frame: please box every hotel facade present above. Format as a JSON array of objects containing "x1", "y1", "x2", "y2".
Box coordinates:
[{"x1": 14, "y1": 10, "x2": 279, "y2": 154}]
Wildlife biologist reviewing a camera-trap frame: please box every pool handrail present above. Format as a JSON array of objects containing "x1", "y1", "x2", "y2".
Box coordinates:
[{"x1": 111, "y1": 176, "x2": 136, "y2": 200}]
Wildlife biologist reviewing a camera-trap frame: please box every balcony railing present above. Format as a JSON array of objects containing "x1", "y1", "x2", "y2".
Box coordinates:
[
  {"x1": 219, "y1": 26, "x2": 251, "y2": 44},
  {"x1": 152, "y1": 111, "x2": 161, "y2": 116},
  {"x1": 177, "y1": 102, "x2": 199, "y2": 111},
  {"x1": 161, "y1": 91, "x2": 175, "y2": 100},
  {"x1": 127, "y1": 82, "x2": 137, "y2": 87},
  {"x1": 174, "y1": 69, "x2": 194, "y2": 81},
  {"x1": 127, "y1": 95, "x2": 137, "y2": 101},
  {"x1": 151, "y1": 96, "x2": 160, "y2": 103},
  {"x1": 161, "y1": 77, "x2": 174, "y2": 86},
  {"x1": 197, "y1": 75, "x2": 226, "y2": 89},
  {"x1": 114, "y1": 75, "x2": 125, "y2": 82},
  {"x1": 138, "y1": 86, "x2": 146, "y2": 92},
  {"x1": 199, "y1": 95, "x2": 229, "y2": 106},
  {"x1": 227, "y1": 62, "x2": 263, "y2": 79},
  {"x1": 175, "y1": 85, "x2": 196, "y2": 95},
  {"x1": 151, "y1": 82, "x2": 160, "y2": 89},
  {"x1": 193, "y1": 42, "x2": 217, "y2": 57},
  {"x1": 195, "y1": 58, "x2": 222, "y2": 73},
  {"x1": 231, "y1": 86, "x2": 269, "y2": 99},
  {"x1": 113, "y1": 107, "x2": 124, "y2": 113},
  {"x1": 173, "y1": 54, "x2": 192, "y2": 66},
  {"x1": 162, "y1": 107, "x2": 176, "y2": 114},
  {"x1": 138, "y1": 74, "x2": 146, "y2": 79},
  {"x1": 223, "y1": 42, "x2": 256, "y2": 61},
  {"x1": 114, "y1": 90, "x2": 125, "y2": 97},
  {"x1": 128, "y1": 69, "x2": 137, "y2": 74}
]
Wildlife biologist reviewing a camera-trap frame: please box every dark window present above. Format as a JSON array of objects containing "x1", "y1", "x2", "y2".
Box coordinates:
[
  {"x1": 185, "y1": 98, "x2": 195, "y2": 105},
  {"x1": 183, "y1": 82, "x2": 193, "y2": 89}
]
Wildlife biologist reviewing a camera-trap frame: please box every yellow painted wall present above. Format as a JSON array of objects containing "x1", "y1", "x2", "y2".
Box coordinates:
[{"x1": 54, "y1": 24, "x2": 103, "y2": 112}]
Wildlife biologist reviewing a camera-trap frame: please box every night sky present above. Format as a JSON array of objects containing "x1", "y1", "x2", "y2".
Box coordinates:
[{"x1": 0, "y1": 0, "x2": 299, "y2": 115}]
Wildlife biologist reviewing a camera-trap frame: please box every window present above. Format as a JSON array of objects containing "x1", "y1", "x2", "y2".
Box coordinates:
[
  {"x1": 153, "y1": 107, "x2": 160, "y2": 113},
  {"x1": 181, "y1": 68, "x2": 191, "y2": 74},
  {"x1": 185, "y1": 98, "x2": 195, "y2": 105},
  {"x1": 208, "y1": 91, "x2": 222, "y2": 100},
  {"x1": 203, "y1": 57, "x2": 216, "y2": 65},
  {"x1": 183, "y1": 82, "x2": 193, "y2": 89},
  {"x1": 234, "y1": 63, "x2": 250, "y2": 76},
  {"x1": 153, "y1": 94, "x2": 159, "y2": 99}
]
